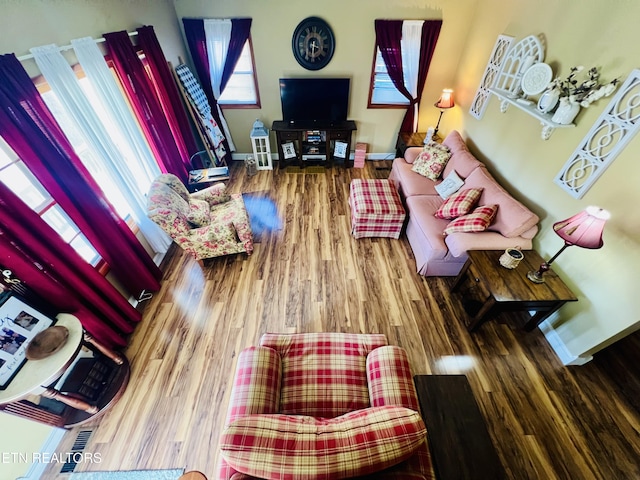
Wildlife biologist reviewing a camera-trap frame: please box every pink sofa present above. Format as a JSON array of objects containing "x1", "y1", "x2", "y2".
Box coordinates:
[{"x1": 389, "y1": 131, "x2": 539, "y2": 276}]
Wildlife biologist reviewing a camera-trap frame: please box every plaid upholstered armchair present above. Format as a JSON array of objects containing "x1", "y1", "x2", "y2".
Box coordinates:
[
  {"x1": 218, "y1": 333, "x2": 434, "y2": 480},
  {"x1": 147, "y1": 174, "x2": 253, "y2": 262}
]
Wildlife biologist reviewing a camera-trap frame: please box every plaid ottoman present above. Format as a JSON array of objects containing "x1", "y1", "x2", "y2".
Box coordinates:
[{"x1": 349, "y1": 178, "x2": 406, "y2": 239}]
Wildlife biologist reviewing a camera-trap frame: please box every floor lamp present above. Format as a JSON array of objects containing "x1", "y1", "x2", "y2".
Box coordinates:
[
  {"x1": 527, "y1": 206, "x2": 610, "y2": 283},
  {"x1": 433, "y1": 89, "x2": 455, "y2": 138}
]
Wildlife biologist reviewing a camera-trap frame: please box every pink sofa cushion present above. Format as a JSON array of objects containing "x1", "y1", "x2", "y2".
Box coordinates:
[
  {"x1": 220, "y1": 406, "x2": 426, "y2": 480},
  {"x1": 259, "y1": 333, "x2": 388, "y2": 418},
  {"x1": 464, "y1": 167, "x2": 539, "y2": 238},
  {"x1": 441, "y1": 131, "x2": 484, "y2": 179},
  {"x1": 405, "y1": 196, "x2": 451, "y2": 260}
]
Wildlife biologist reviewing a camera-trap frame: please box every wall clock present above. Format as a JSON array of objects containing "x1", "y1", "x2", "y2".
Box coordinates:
[{"x1": 292, "y1": 16, "x2": 335, "y2": 70}]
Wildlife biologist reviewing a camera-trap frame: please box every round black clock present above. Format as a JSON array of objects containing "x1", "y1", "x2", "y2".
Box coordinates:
[{"x1": 292, "y1": 16, "x2": 335, "y2": 70}]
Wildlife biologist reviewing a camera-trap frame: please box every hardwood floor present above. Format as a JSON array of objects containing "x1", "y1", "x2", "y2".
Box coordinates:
[{"x1": 43, "y1": 161, "x2": 640, "y2": 479}]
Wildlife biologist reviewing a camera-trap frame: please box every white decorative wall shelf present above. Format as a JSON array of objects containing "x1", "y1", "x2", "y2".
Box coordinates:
[
  {"x1": 470, "y1": 34, "x2": 514, "y2": 120},
  {"x1": 554, "y1": 68, "x2": 640, "y2": 198},
  {"x1": 489, "y1": 87, "x2": 575, "y2": 140},
  {"x1": 494, "y1": 35, "x2": 545, "y2": 95}
]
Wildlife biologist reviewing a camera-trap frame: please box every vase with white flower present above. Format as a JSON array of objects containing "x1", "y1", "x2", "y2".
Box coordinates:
[{"x1": 544, "y1": 66, "x2": 619, "y2": 124}]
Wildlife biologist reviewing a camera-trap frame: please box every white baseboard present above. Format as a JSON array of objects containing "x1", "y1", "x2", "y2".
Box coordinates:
[
  {"x1": 538, "y1": 317, "x2": 593, "y2": 366},
  {"x1": 17, "y1": 427, "x2": 66, "y2": 480}
]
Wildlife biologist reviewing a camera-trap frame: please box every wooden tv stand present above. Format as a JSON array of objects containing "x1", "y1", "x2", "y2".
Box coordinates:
[{"x1": 272, "y1": 120, "x2": 357, "y2": 168}]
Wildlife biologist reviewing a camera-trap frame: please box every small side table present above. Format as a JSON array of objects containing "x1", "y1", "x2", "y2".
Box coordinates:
[
  {"x1": 451, "y1": 250, "x2": 577, "y2": 332},
  {"x1": 0, "y1": 314, "x2": 130, "y2": 427},
  {"x1": 395, "y1": 132, "x2": 426, "y2": 157}
]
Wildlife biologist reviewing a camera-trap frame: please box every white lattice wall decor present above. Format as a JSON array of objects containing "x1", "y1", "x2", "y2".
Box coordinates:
[
  {"x1": 554, "y1": 69, "x2": 640, "y2": 198},
  {"x1": 469, "y1": 35, "x2": 514, "y2": 120},
  {"x1": 494, "y1": 35, "x2": 545, "y2": 96}
]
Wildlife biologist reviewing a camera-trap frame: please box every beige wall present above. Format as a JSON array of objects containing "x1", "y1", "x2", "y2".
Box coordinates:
[
  {"x1": 0, "y1": 1, "x2": 184, "y2": 477},
  {"x1": 173, "y1": 0, "x2": 478, "y2": 154},
  {"x1": 455, "y1": 0, "x2": 640, "y2": 360}
]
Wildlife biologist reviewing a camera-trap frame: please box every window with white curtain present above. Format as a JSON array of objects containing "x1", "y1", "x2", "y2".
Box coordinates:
[
  {"x1": 368, "y1": 48, "x2": 410, "y2": 106},
  {"x1": 217, "y1": 37, "x2": 260, "y2": 107}
]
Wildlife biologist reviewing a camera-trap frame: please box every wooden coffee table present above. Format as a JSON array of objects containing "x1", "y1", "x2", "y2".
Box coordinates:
[{"x1": 451, "y1": 249, "x2": 577, "y2": 332}]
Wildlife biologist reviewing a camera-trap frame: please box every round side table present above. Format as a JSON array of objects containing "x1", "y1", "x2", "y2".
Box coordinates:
[{"x1": 179, "y1": 472, "x2": 208, "y2": 480}]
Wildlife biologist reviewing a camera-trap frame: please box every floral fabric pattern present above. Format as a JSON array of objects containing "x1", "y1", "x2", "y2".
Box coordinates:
[
  {"x1": 147, "y1": 174, "x2": 253, "y2": 260},
  {"x1": 411, "y1": 143, "x2": 452, "y2": 180}
]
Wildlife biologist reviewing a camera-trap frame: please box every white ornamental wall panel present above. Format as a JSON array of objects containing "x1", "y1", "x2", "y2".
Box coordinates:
[
  {"x1": 470, "y1": 34, "x2": 514, "y2": 120},
  {"x1": 554, "y1": 69, "x2": 640, "y2": 198}
]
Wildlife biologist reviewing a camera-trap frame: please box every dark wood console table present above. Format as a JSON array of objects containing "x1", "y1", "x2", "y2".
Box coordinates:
[
  {"x1": 451, "y1": 249, "x2": 577, "y2": 332},
  {"x1": 272, "y1": 120, "x2": 357, "y2": 168}
]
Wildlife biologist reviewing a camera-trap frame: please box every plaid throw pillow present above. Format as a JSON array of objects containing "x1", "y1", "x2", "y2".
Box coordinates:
[
  {"x1": 434, "y1": 188, "x2": 483, "y2": 219},
  {"x1": 443, "y1": 204, "x2": 498, "y2": 234},
  {"x1": 220, "y1": 406, "x2": 426, "y2": 480},
  {"x1": 411, "y1": 142, "x2": 452, "y2": 180}
]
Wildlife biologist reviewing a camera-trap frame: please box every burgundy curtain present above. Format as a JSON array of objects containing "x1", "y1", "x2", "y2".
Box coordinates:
[
  {"x1": 182, "y1": 18, "x2": 231, "y2": 155},
  {"x1": 410, "y1": 21, "x2": 442, "y2": 132},
  {"x1": 0, "y1": 174, "x2": 140, "y2": 348},
  {"x1": 103, "y1": 30, "x2": 190, "y2": 182},
  {"x1": 136, "y1": 25, "x2": 200, "y2": 169},
  {"x1": 375, "y1": 19, "x2": 442, "y2": 132},
  {"x1": 0, "y1": 53, "x2": 161, "y2": 299},
  {"x1": 221, "y1": 18, "x2": 252, "y2": 92}
]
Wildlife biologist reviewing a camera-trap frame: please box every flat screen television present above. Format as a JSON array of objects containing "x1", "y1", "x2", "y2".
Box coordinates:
[{"x1": 279, "y1": 78, "x2": 350, "y2": 125}]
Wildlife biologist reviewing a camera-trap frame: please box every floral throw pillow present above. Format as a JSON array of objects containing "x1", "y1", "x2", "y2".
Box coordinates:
[
  {"x1": 443, "y1": 204, "x2": 498, "y2": 234},
  {"x1": 187, "y1": 199, "x2": 211, "y2": 227},
  {"x1": 411, "y1": 143, "x2": 452, "y2": 180},
  {"x1": 434, "y1": 187, "x2": 483, "y2": 219}
]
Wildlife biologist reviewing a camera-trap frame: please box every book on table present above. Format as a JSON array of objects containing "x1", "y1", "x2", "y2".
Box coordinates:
[{"x1": 189, "y1": 166, "x2": 230, "y2": 184}]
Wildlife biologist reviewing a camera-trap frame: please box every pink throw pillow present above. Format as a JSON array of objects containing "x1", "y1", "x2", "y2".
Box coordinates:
[
  {"x1": 434, "y1": 188, "x2": 483, "y2": 219},
  {"x1": 443, "y1": 204, "x2": 498, "y2": 234}
]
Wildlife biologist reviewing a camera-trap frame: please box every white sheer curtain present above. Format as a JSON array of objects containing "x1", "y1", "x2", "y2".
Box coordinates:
[
  {"x1": 401, "y1": 21, "x2": 424, "y2": 133},
  {"x1": 204, "y1": 19, "x2": 236, "y2": 151},
  {"x1": 31, "y1": 42, "x2": 171, "y2": 255}
]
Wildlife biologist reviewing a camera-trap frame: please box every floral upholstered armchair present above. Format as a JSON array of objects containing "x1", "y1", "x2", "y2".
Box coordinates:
[
  {"x1": 218, "y1": 333, "x2": 434, "y2": 480},
  {"x1": 147, "y1": 174, "x2": 253, "y2": 262}
]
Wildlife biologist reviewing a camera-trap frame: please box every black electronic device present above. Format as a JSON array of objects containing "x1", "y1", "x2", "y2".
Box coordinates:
[{"x1": 279, "y1": 78, "x2": 350, "y2": 125}]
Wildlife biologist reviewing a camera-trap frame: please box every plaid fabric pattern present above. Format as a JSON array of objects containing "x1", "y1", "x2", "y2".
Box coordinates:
[
  {"x1": 260, "y1": 333, "x2": 387, "y2": 418},
  {"x1": 444, "y1": 204, "x2": 498, "y2": 234},
  {"x1": 434, "y1": 187, "x2": 483, "y2": 219},
  {"x1": 220, "y1": 406, "x2": 426, "y2": 480},
  {"x1": 367, "y1": 346, "x2": 420, "y2": 411},
  {"x1": 349, "y1": 179, "x2": 406, "y2": 239},
  {"x1": 225, "y1": 347, "x2": 282, "y2": 426}
]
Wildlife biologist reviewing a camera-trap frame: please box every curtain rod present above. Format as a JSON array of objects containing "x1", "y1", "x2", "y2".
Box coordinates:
[{"x1": 17, "y1": 31, "x2": 138, "y2": 62}]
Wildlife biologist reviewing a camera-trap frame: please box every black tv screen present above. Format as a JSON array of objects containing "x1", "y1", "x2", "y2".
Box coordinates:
[{"x1": 279, "y1": 78, "x2": 350, "y2": 124}]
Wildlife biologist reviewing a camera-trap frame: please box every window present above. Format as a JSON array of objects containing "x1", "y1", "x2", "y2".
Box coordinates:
[
  {"x1": 0, "y1": 140, "x2": 100, "y2": 265},
  {"x1": 218, "y1": 38, "x2": 261, "y2": 108},
  {"x1": 368, "y1": 48, "x2": 410, "y2": 107},
  {"x1": 39, "y1": 78, "x2": 136, "y2": 221}
]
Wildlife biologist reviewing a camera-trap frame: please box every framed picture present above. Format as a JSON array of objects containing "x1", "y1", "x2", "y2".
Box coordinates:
[
  {"x1": 0, "y1": 292, "x2": 56, "y2": 389},
  {"x1": 334, "y1": 141, "x2": 348, "y2": 159},
  {"x1": 282, "y1": 142, "x2": 297, "y2": 159}
]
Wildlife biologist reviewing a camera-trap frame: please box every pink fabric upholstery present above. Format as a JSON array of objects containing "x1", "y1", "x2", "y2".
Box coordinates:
[
  {"x1": 147, "y1": 174, "x2": 253, "y2": 260},
  {"x1": 389, "y1": 131, "x2": 539, "y2": 277},
  {"x1": 218, "y1": 333, "x2": 434, "y2": 480},
  {"x1": 349, "y1": 179, "x2": 406, "y2": 239}
]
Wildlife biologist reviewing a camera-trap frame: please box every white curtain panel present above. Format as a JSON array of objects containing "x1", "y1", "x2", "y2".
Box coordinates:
[
  {"x1": 401, "y1": 20, "x2": 424, "y2": 132},
  {"x1": 204, "y1": 19, "x2": 236, "y2": 151},
  {"x1": 32, "y1": 42, "x2": 170, "y2": 255}
]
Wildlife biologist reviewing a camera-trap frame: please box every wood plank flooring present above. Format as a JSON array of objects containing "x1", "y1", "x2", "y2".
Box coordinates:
[{"x1": 43, "y1": 161, "x2": 640, "y2": 479}]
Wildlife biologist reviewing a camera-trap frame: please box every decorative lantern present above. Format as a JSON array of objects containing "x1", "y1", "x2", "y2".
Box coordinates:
[{"x1": 250, "y1": 119, "x2": 273, "y2": 170}]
